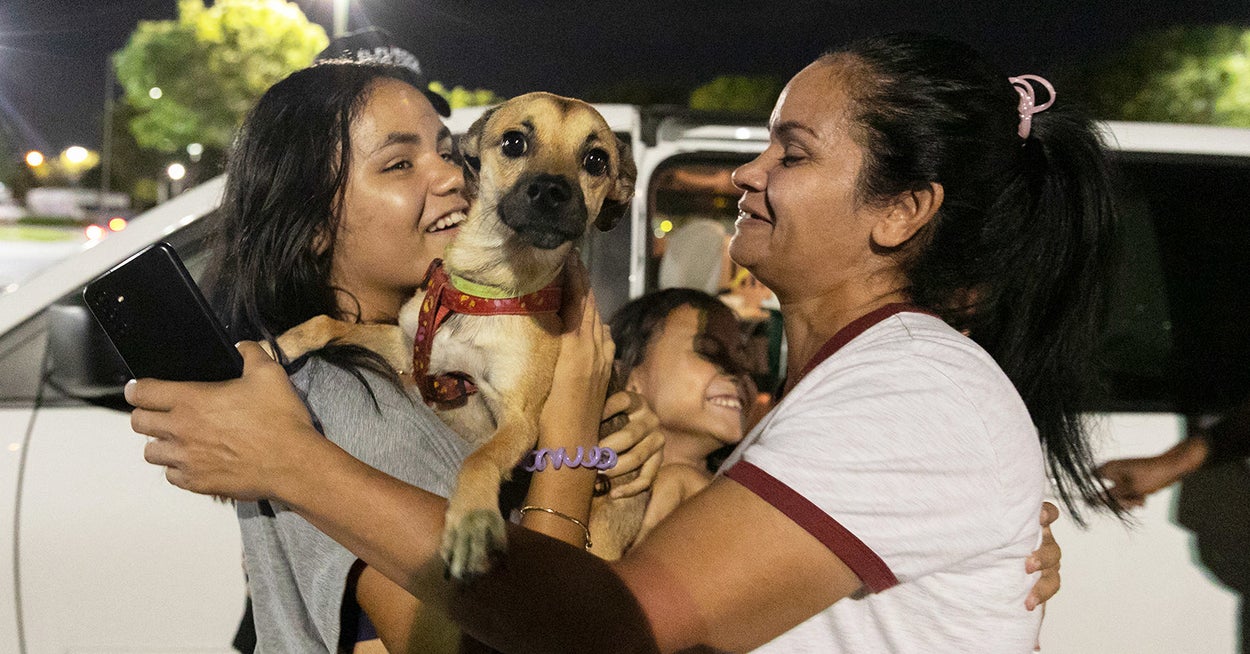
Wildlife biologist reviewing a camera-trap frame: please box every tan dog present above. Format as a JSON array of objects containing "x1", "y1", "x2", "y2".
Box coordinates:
[{"x1": 277, "y1": 92, "x2": 638, "y2": 578}]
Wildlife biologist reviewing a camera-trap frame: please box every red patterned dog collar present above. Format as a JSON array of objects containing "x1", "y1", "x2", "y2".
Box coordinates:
[{"x1": 411, "y1": 259, "x2": 562, "y2": 406}]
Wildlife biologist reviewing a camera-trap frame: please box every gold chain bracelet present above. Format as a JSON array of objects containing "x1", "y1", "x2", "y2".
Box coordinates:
[{"x1": 518, "y1": 505, "x2": 592, "y2": 550}]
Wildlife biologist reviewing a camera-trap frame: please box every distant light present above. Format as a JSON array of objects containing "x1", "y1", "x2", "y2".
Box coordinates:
[
  {"x1": 64, "y1": 146, "x2": 89, "y2": 164},
  {"x1": 186, "y1": 142, "x2": 204, "y2": 157},
  {"x1": 108, "y1": 217, "x2": 128, "y2": 231},
  {"x1": 167, "y1": 163, "x2": 186, "y2": 181},
  {"x1": 712, "y1": 196, "x2": 729, "y2": 209},
  {"x1": 734, "y1": 127, "x2": 753, "y2": 140},
  {"x1": 84, "y1": 224, "x2": 106, "y2": 240},
  {"x1": 653, "y1": 227, "x2": 666, "y2": 239},
  {"x1": 659, "y1": 219, "x2": 674, "y2": 233},
  {"x1": 25, "y1": 151, "x2": 44, "y2": 167},
  {"x1": 149, "y1": 86, "x2": 163, "y2": 100},
  {"x1": 7, "y1": 442, "x2": 19, "y2": 452}
]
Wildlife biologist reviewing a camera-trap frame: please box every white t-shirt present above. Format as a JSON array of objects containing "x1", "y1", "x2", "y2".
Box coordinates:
[{"x1": 720, "y1": 306, "x2": 1044, "y2": 653}]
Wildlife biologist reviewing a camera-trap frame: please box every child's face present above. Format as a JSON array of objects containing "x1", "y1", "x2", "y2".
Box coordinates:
[{"x1": 626, "y1": 304, "x2": 748, "y2": 446}]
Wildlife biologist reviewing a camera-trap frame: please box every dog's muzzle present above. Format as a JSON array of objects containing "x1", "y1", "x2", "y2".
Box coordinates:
[{"x1": 499, "y1": 173, "x2": 588, "y2": 250}]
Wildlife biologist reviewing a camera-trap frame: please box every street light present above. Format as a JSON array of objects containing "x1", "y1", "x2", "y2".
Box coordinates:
[
  {"x1": 167, "y1": 163, "x2": 186, "y2": 181},
  {"x1": 149, "y1": 86, "x2": 163, "y2": 100},
  {"x1": 64, "y1": 146, "x2": 89, "y2": 165},
  {"x1": 60, "y1": 146, "x2": 100, "y2": 185},
  {"x1": 25, "y1": 151, "x2": 44, "y2": 167}
]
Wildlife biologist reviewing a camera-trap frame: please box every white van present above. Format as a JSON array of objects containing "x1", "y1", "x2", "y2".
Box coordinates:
[{"x1": 1, "y1": 110, "x2": 1247, "y2": 653}]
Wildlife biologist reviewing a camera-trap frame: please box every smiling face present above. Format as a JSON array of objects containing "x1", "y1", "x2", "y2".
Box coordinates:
[
  {"x1": 729, "y1": 59, "x2": 898, "y2": 303},
  {"x1": 625, "y1": 304, "x2": 747, "y2": 451},
  {"x1": 328, "y1": 78, "x2": 469, "y2": 322}
]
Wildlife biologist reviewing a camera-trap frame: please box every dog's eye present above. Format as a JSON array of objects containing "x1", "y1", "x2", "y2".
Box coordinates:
[
  {"x1": 500, "y1": 131, "x2": 528, "y2": 158},
  {"x1": 583, "y1": 149, "x2": 609, "y2": 177}
]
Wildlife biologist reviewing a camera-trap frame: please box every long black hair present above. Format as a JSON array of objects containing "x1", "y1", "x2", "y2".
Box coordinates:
[
  {"x1": 827, "y1": 34, "x2": 1119, "y2": 521},
  {"x1": 202, "y1": 60, "x2": 427, "y2": 394}
]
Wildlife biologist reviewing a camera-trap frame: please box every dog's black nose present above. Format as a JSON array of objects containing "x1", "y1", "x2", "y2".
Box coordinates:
[{"x1": 526, "y1": 175, "x2": 573, "y2": 210}]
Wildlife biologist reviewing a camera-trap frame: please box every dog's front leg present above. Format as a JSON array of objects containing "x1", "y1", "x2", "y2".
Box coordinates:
[{"x1": 441, "y1": 397, "x2": 541, "y2": 580}]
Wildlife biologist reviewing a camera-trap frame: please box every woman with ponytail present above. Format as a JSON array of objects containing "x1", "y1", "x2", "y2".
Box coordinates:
[
  {"x1": 128, "y1": 33, "x2": 1110, "y2": 653},
  {"x1": 840, "y1": 38, "x2": 1119, "y2": 519}
]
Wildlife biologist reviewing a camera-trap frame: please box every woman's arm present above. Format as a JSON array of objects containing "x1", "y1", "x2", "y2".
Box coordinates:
[
  {"x1": 355, "y1": 565, "x2": 460, "y2": 654},
  {"x1": 515, "y1": 259, "x2": 613, "y2": 546}
]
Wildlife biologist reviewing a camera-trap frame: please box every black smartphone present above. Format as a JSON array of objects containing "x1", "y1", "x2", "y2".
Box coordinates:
[{"x1": 84, "y1": 242, "x2": 243, "y2": 382}]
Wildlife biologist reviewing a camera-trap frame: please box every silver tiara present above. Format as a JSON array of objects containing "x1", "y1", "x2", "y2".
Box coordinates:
[{"x1": 353, "y1": 46, "x2": 422, "y2": 76}]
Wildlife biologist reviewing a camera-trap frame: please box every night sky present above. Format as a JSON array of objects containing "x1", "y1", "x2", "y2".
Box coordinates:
[{"x1": 2, "y1": 0, "x2": 1249, "y2": 155}]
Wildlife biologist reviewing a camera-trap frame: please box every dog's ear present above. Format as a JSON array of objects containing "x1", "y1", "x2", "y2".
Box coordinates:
[
  {"x1": 596, "y1": 135, "x2": 637, "y2": 232},
  {"x1": 455, "y1": 105, "x2": 498, "y2": 200},
  {"x1": 459, "y1": 105, "x2": 497, "y2": 175}
]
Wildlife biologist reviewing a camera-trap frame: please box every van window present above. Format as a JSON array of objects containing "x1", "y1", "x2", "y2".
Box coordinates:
[
  {"x1": 1099, "y1": 153, "x2": 1250, "y2": 413},
  {"x1": 645, "y1": 155, "x2": 746, "y2": 294}
]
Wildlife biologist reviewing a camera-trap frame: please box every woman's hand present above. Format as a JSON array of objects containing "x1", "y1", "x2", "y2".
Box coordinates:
[
  {"x1": 1025, "y1": 501, "x2": 1062, "y2": 610},
  {"x1": 598, "y1": 391, "x2": 665, "y2": 499},
  {"x1": 126, "y1": 341, "x2": 321, "y2": 501},
  {"x1": 537, "y1": 253, "x2": 615, "y2": 451}
]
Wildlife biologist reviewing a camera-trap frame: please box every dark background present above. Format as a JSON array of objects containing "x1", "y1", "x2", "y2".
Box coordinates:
[{"x1": 2, "y1": 0, "x2": 1249, "y2": 154}]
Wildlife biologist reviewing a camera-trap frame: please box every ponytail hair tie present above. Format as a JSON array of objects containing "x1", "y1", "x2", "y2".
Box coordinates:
[{"x1": 1009, "y1": 74, "x2": 1055, "y2": 139}]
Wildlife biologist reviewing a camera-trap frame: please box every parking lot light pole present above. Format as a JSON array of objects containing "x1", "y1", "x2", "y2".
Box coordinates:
[
  {"x1": 333, "y1": 0, "x2": 350, "y2": 37},
  {"x1": 99, "y1": 53, "x2": 116, "y2": 210}
]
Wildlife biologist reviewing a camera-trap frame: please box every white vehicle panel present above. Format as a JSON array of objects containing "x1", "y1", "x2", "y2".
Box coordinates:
[
  {"x1": 17, "y1": 407, "x2": 243, "y2": 653},
  {"x1": 1, "y1": 407, "x2": 31, "y2": 654}
]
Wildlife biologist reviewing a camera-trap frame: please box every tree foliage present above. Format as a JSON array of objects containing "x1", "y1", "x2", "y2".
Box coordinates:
[
  {"x1": 689, "y1": 75, "x2": 783, "y2": 115},
  {"x1": 114, "y1": 0, "x2": 328, "y2": 153},
  {"x1": 428, "y1": 81, "x2": 505, "y2": 109},
  {"x1": 1080, "y1": 25, "x2": 1250, "y2": 126}
]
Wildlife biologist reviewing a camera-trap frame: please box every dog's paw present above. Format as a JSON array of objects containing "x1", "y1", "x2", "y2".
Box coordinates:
[{"x1": 440, "y1": 508, "x2": 507, "y2": 581}]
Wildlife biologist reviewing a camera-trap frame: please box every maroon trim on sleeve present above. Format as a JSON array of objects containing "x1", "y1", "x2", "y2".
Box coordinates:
[
  {"x1": 783, "y1": 303, "x2": 935, "y2": 397},
  {"x1": 724, "y1": 461, "x2": 900, "y2": 593}
]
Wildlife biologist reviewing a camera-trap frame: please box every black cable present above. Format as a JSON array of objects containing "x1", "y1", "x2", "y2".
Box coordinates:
[{"x1": 11, "y1": 330, "x2": 53, "y2": 654}]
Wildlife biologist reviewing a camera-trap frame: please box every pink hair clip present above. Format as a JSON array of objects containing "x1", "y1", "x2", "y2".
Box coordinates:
[{"x1": 1009, "y1": 74, "x2": 1055, "y2": 139}]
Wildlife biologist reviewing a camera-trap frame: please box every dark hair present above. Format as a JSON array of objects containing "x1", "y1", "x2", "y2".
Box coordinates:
[
  {"x1": 826, "y1": 33, "x2": 1119, "y2": 522},
  {"x1": 610, "y1": 288, "x2": 745, "y2": 382},
  {"x1": 202, "y1": 60, "x2": 428, "y2": 396}
]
